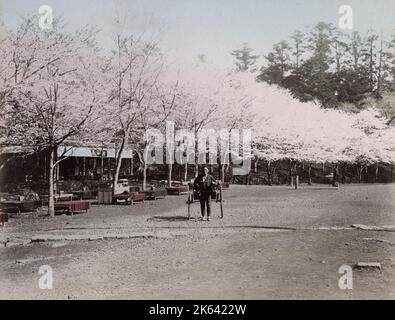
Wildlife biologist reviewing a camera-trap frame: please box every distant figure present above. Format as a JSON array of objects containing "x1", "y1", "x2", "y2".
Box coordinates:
[{"x1": 194, "y1": 167, "x2": 216, "y2": 221}]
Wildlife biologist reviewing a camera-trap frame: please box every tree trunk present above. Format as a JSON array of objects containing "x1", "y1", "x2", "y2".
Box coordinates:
[
  {"x1": 341, "y1": 163, "x2": 346, "y2": 184},
  {"x1": 307, "y1": 162, "x2": 312, "y2": 185},
  {"x1": 143, "y1": 162, "x2": 147, "y2": 190},
  {"x1": 294, "y1": 175, "x2": 299, "y2": 189},
  {"x1": 93, "y1": 158, "x2": 97, "y2": 176},
  {"x1": 44, "y1": 152, "x2": 47, "y2": 179},
  {"x1": 194, "y1": 127, "x2": 200, "y2": 178},
  {"x1": 0, "y1": 156, "x2": 13, "y2": 173},
  {"x1": 364, "y1": 165, "x2": 369, "y2": 184},
  {"x1": 114, "y1": 134, "x2": 128, "y2": 195},
  {"x1": 358, "y1": 165, "x2": 363, "y2": 183},
  {"x1": 332, "y1": 163, "x2": 338, "y2": 187},
  {"x1": 272, "y1": 165, "x2": 277, "y2": 184},
  {"x1": 142, "y1": 146, "x2": 149, "y2": 190},
  {"x1": 375, "y1": 163, "x2": 379, "y2": 183},
  {"x1": 288, "y1": 159, "x2": 293, "y2": 186},
  {"x1": 221, "y1": 163, "x2": 226, "y2": 182},
  {"x1": 267, "y1": 161, "x2": 272, "y2": 186},
  {"x1": 54, "y1": 146, "x2": 59, "y2": 195},
  {"x1": 168, "y1": 163, "x2": 173, "y2": 187},
  {"x1": 377, "y1": 37, "x2": 383, "y2": 97},
  {"x1": 48, "y1": 148, "x2": 55, "y2": 217},
  {"x1": 184, "y1": 163, "x2": 188, "y2": 182},
  {"x1": 100, "y1": 154, "x2": 104, "y2": 182}
]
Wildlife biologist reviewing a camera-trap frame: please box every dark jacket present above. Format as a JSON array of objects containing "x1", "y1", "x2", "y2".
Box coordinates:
[{"x1": 194, "y1": 174, "x2": 216, "y2": 198}]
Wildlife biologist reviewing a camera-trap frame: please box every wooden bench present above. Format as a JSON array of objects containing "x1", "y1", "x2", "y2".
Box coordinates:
[
  {"x1": 54, "y1": 200, "x2": 90, "y2": 215},
  {"x1": 0, "y1": 200, "x2": 38, "y2": 213},
  {"x1": 144, "y1": 189, "x2": 167, "y2": 200},
  {"x1": 71, "y1": 190, "x2": 96, "y2": 200}
]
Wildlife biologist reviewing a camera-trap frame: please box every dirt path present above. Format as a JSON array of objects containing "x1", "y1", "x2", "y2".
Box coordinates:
[
  {"x1": 1, "y1": 184, "x2": 394, "y2": 299},
  {"x1": 1, "y1": 227, "x2": 394, "y2": 299}
]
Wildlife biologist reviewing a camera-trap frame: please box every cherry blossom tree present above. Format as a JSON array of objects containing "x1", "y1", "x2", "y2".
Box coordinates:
[
  {"x1": 172, "y1": 64, "x2": 222, "y2": 180},
  {"x1": 103, "y1": 30, "x2": 165, "y2": 193},
  {"x1": 248, "y1": 75, "x2": 394, "y2": 186},
  {"x1": 211, "y1": 72, "x2": 255, "y2": 182},
  {"x1": 344, "y1": 108, "x2": 395, "y2": 182},
  {"x1": 1, "y1": 16, "x2": 108, "y2": 216},
  {"x1": 132, "y1": 77, "x2": 179, "y2": 190}
]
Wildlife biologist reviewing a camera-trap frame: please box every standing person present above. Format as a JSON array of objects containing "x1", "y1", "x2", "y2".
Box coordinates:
[{"x1": 194, "y1": 167, "x2": 216, "y2": 221}]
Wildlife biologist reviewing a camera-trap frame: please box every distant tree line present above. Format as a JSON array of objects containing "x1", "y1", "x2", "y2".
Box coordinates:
[{"x1": 232, "y1": 22, "x2": 395, "y2": 125}]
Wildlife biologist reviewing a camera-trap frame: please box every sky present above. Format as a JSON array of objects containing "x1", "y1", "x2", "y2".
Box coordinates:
[{"x1": 1, "y1": 0, "x2": 395, "y2": 70}]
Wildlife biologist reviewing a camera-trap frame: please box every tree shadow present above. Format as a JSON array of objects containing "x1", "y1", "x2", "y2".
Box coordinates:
[
  {"x1": 298, "y1": 186, "x2": 339, "y2": 191},
  {"x1": 149, "y1": 215, "x2": 195, "y2": 222}
]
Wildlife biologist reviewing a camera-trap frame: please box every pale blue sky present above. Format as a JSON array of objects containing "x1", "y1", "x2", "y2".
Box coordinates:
[{"x1": 1, "y1": 0, "x2": 395, "y2": 70}]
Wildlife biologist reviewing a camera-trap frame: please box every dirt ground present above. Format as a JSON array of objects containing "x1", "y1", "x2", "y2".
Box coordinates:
[{"x1": 1, "y1": 184, "x2": 394, "y2": 299}]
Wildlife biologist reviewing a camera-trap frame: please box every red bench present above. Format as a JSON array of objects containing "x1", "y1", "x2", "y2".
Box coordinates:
[
  {"x1": 0, "y1": 211, "x2": 8, "y2": 226},
  {"x1": 131, "y1": 192, "x2": 146, "y2": 204},
  {"x1": 54, "y1": 200, "x2": 90, "y2": 215},
  {"x1": 222, "y1": 182, "x2": 230, "y2": 189},
  {"x1": 113, "y1": 192, "x2": 146, "y2": 205}
]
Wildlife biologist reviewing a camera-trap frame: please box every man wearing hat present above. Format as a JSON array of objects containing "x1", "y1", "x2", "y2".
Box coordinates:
[{"x1": 193, "y1": 167, "x2": 216, "y2": 221}]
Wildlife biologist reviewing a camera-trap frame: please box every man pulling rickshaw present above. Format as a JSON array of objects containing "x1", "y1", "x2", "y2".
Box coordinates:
[{"x1": 190, "y1": 167, "x2": 224, "y2": 221}]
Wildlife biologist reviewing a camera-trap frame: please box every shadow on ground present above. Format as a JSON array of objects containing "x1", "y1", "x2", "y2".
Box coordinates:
[{"x1": 148, "y1": 215, "x2": 195, "y2": 222}]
